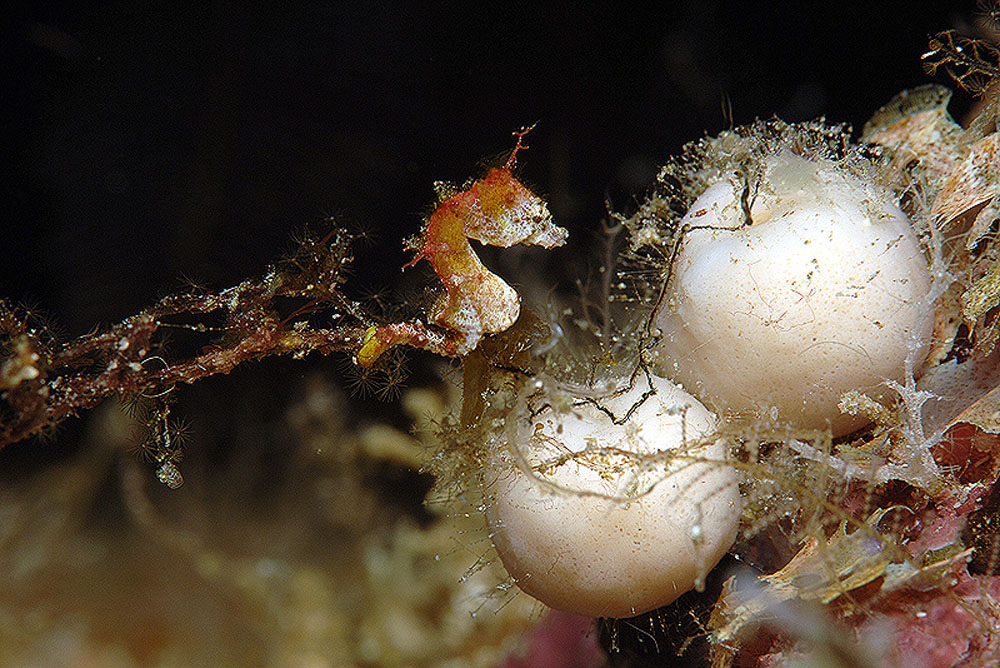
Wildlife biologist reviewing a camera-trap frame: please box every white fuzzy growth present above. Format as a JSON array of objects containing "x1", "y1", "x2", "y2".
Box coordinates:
[
  {"x1": 482, "y1": 374, "x2": 740, "y2": 618},
  {"x1": 650, "y1": 153, "x2": 935, "y2": 435}
]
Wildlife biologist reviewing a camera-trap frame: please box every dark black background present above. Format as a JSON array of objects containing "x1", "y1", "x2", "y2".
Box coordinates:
[
  {"x1": 2, "y1": 2, "x2": 986, "y2": 470},
  {"x1": 6, "y1": 1, "x2": 983, "y2": 333}
]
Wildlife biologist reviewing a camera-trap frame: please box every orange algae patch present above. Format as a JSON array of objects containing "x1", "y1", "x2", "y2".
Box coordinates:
[{"x1": 357, "y1": 135, "x2": 566, "y2": 367}]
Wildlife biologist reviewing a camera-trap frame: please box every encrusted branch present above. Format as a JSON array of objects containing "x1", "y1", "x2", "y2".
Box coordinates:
[{"x1": 0, "y1": 228, "x2": 368, "y2": 449}]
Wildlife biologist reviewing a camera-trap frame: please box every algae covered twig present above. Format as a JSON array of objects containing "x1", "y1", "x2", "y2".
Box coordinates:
[{"x1": 0, "y1": 227, "x2": 367, "y2": 450}]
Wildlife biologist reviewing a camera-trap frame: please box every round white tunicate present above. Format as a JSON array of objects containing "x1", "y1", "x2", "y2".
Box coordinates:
[
  {"x1": 650, "y1": 152, "x2": 935, "y2": 435},
  {"x1": 482, "y1": 373, "x2": 740, "y2": 618}
]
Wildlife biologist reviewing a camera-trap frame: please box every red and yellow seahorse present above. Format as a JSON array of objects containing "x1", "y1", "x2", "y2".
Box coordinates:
[{"x1": 356, "y1": 127, "x2": 566, "y2": 366}]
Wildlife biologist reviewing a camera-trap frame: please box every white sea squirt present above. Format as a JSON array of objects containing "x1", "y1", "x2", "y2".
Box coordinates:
[
  {"x1": 481, "y1": 373, "x2": 740, "y2": 618},
  {"x1": 650, "y1": 151, "x2": 935, "y2": 436}
]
